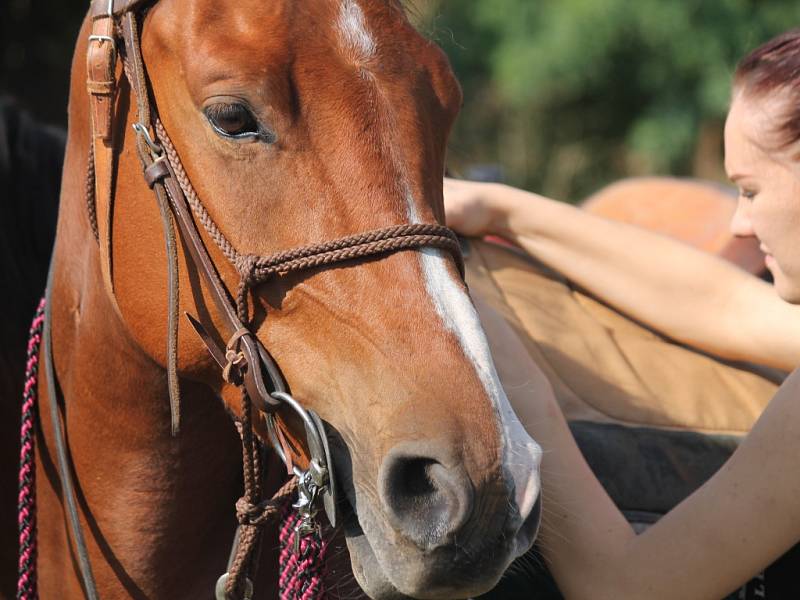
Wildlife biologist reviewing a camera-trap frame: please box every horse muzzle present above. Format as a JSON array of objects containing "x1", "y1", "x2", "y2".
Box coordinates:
[{"x1": 338, "y1": 438, "x2": 542, "y2": 599}]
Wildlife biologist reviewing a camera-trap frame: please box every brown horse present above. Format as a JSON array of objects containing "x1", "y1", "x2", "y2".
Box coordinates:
[{"x1": 24, "y1": 1, "x2": 542, "y2": 599}]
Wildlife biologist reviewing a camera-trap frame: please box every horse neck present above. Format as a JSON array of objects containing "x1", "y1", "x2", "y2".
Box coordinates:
[{"x1": 37, "y1": 111, "x2": 258, "y2": 599}]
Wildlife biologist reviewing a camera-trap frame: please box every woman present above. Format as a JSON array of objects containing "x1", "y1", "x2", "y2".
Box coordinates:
[{"x1": 446, "y1": 29, "x2": 800, "y2": 598}]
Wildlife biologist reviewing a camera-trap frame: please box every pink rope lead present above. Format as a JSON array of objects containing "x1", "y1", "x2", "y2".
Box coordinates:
[
  {"x1": 18, "y1": 297, "x2": 46, "y2": 600},
  {"x1": 279, "y1": 504, "x2": 329, "y2": 600}
]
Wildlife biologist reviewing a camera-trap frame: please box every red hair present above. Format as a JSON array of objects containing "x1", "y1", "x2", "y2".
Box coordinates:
[{"x1": 735, "y1": 28, "x2": 800, "y2": 148}]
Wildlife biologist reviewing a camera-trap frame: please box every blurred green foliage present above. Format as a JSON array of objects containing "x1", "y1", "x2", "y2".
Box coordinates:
[{"x1": 419, "y1": 0, "x2": 800, "y2": 200}]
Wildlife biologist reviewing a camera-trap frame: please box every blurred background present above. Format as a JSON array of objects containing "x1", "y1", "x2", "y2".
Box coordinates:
[{"x1": 2, "y1": 0, "x2": 799, "y2": 200}]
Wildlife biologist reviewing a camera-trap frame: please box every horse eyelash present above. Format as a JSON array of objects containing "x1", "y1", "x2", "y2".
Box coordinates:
[{"x1": 205, "y1": 103, "x2": 277, "y2": 143}]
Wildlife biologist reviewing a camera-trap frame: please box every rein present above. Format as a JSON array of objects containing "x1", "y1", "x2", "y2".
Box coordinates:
[{"x1": 31, "y1": 0, "x2": 465, "y2": 598}]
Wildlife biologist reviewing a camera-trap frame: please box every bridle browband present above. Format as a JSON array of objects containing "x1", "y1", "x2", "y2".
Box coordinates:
[{"x1": 46, "y1": 0, "x2": 465, "y2": 598}]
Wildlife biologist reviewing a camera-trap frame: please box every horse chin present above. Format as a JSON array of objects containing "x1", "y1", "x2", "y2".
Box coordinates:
[
  {"x1": 344, "y1": 524, "x2": 413, "y2": 600},
  {"x1": 343, "y1": 521, "x2": 498, "y2": 600}
]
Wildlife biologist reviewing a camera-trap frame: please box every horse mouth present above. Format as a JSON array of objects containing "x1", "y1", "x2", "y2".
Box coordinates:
[{"x1": 338, "y1": 487, "x2": 540, "y2": 600}]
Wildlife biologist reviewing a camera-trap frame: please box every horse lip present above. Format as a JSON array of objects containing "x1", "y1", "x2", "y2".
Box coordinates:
[
  {"x1": 343, "y1": 501, "x2": 414, "y2": 600},
  {"x1": 341, "y1": 492, "x2": 363, "y2": 537},
  {"x1": 513, "y1": 494, "x2": 542, "y2": 558}
]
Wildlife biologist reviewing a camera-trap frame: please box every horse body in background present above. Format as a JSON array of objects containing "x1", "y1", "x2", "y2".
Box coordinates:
[
  {"x1": 15, "y1": 1, "x2": 542, "y2": 599},
  {"x1": 583, "y1": 176, "x2": 766, "y2": 276}
]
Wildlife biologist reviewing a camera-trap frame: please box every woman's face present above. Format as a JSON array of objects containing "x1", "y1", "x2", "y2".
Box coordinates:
[{"x1": 725, "y1": 88, "x2": 800, "y2": 302}]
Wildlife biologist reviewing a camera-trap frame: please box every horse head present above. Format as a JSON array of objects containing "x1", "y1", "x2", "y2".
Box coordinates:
[{"x1": 76, "y1": 0, "x2": 542, "y2": 597}]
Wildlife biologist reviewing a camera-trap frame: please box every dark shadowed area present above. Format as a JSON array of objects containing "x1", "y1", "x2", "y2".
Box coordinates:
[{"x1": 0, "y1": 96, "x2": 64, "y2": 598}]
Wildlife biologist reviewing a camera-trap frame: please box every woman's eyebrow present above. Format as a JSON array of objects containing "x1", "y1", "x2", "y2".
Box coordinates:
[{"x1": 727, "y1": 171, "x2": 753, "y2": 183}]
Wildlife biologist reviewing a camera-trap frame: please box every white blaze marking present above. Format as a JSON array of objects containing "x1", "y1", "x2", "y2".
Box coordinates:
[
  {"x1": 343, "y1": 5, "x2": 540, "y2": 551},
  {"x1": 405, "y1": 190, "x2": 542, "y2": 552},
  {"x1": 337, "y1": 0, "x2": 377, "y2": 62}
]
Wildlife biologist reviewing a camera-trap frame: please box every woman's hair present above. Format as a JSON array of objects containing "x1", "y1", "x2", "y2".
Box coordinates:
[{"x1": 734, "y1": 28, "x2": 800, "y2": 148}]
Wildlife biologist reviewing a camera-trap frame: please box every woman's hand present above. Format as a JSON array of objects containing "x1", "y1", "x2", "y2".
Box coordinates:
[{"x1": 443, "y1": 177, "x2": 501, "y2": 237}]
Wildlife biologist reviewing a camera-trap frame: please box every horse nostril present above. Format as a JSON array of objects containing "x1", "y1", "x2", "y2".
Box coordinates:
[
  {"x1": 380, "y1": 448, "x2": 474, "y2": 550},
  {"x1": 398, "y1": 458, "x2": 437, "y2": 498}
]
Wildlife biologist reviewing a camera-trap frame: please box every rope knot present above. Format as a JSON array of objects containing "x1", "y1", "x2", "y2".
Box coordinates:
[
  {"x1": 234, "y1": 254, "x2": 258, "y2": 284},
  {"x1": 235, "y1": 496, "x2": 280, "y2": 527},
  {"x1": 222, "y1": 328, "x2": 250, "y2": 384}
]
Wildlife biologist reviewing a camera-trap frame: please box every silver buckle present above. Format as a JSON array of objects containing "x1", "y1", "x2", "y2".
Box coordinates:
[
  {"x1": 87, "y1": 0, "x2": 116, "y2": 49},
  {"x1": 88, "y1": 34, "x2": 115, "y2": 44},
  {"x1": 132, "y1": 123, "x2": 164, "y2": 159}
]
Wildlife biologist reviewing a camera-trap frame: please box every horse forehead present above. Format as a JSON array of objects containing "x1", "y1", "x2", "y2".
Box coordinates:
[{"x1": 162, "y1": 0, "x2": 433, "y2": 78}]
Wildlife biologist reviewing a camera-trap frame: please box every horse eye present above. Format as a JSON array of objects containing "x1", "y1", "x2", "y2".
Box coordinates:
[{"x1": 205, "y1": 103, "x2": 262, "y2": 140}]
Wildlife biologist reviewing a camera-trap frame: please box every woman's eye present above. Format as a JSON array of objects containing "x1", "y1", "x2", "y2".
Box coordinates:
[
  {"x1": 740, "y1": 189, "x2": 757, "y2": 200},
  {"x1": 205, "y1": 103, "x2": 262, "y2": 140}
]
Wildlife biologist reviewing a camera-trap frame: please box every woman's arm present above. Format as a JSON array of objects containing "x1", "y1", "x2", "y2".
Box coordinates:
[
  {"x1": 476, "y1": 296, "x2": 800, "y2": 599},
  {"x1": 447, "y1": 178, "x2": 800, "y2": 371}
]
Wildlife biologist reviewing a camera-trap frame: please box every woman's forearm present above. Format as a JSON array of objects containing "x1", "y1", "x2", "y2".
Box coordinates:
[{"x1": 483, "y1": 183, "x2": 800, "y2": 371}]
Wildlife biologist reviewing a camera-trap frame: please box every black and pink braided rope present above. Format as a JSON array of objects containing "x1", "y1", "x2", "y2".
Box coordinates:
[
  {"x1": 279, "y1": 507, "x2": 329, "y2": 600},
  {"x1": 17, "y1": 297, "x2": 45, "y2": 600}
]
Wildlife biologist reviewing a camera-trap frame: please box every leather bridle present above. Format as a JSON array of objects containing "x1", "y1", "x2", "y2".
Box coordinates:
[{"x1": 45, "y1": 0, "x2": 464, "y2": 598}]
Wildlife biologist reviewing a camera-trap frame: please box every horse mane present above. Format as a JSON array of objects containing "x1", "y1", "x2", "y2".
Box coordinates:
[{"x1": 0, "y1": 97, "x2": 63, "y2": 392}]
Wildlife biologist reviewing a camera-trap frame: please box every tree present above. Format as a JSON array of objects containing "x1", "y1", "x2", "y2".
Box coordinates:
[{"x1": 421, "y1": 0, "x2": 800, "y2": 199}]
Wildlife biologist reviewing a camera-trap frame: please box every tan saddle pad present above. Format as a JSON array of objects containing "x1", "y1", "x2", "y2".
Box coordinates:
[{"x1": 464, "y1": 239, "x2": 781, "y2": 436}]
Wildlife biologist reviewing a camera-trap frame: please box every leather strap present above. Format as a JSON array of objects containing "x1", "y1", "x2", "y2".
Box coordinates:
[
  {"x1": 121, "y1": 13, "x2": 152, "y2": 138},
  {"x1": 43, "y1": 262, "x2": 100, "y2": 600},
  {"x1": 144, "y1": 154, "x2": 287, "y2": 411},
  {"x1": 120, "y1": 11, "x2": 183, "y2": 435},
  {"x1": 86, "y1": 15, "x2": 115, "y2": 142},
  {"x1": 87, "y1": 10, "x2": 120, "y2": 312},
  {"x1": 89, "y1": 0, "x2": 153, "y2": 19}
]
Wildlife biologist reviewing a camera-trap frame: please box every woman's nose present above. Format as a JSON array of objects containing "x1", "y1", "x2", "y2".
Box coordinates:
[{"x1": 730, "y1": 196, "x2": 756, "y2": 238}]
